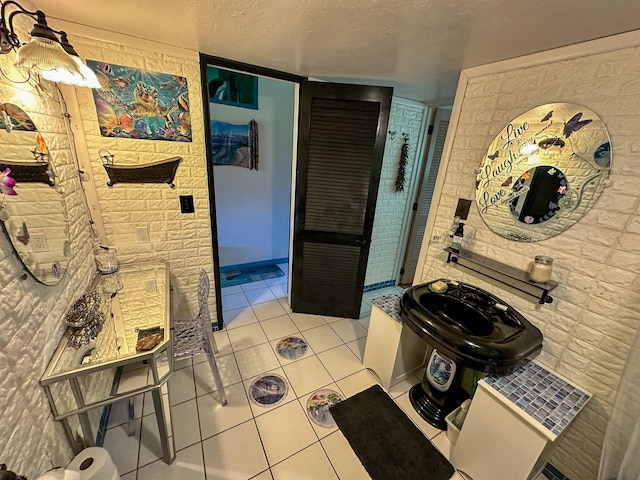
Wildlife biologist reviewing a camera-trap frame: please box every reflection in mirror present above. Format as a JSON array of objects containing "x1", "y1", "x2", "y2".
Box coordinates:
[
  {"x1": 0, "y1": 105, "x2": 70, "y2": 285},
  {"x1": 509, "y1": 166, "x2": 568, "y2": 224},
  {"x1": 476, "y1": 103, "x2": 611, "y2": 242}
]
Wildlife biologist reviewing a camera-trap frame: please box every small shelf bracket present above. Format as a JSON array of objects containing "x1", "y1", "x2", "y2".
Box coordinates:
[{"x1": 444, "y1": 247, "x2": 557, "y2": 304}]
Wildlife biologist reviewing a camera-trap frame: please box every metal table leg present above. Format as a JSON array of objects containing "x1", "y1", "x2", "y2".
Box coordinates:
[{"x1": 151, "y1": 384, "x2": 175, "y2": 464}]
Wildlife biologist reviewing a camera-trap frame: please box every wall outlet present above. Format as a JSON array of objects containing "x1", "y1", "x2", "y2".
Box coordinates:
[
  {"x1": 136, "y1": 226, "x2": 150, "y2": 243},
  {"x1": 31, "y1": 233, "x2": 49, "y2": 252},
  {"x1": 144, "y1": 279, "x2": 157, "y2": 293}
]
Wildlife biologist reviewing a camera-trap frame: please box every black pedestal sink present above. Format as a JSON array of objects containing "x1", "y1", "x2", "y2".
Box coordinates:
[{"x1": 400, "y1": 279, "x2": 543, "y2": 429}]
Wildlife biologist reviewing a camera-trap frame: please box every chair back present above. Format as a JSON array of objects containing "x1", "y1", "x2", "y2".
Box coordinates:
[{"x1": 196, "y1": 270, "x2": 215, "y2": 341}]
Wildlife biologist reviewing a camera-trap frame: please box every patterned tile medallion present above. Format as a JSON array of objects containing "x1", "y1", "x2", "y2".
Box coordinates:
[
  {"x1": 306, "y1": 389, "x2": 344, "y2": 428},
  {"x1": 275, "y1": 336, "x2": 308, "y2": 360},
  {"x1": 249, "y1": 373, "x2": 289, "y2": 407}
]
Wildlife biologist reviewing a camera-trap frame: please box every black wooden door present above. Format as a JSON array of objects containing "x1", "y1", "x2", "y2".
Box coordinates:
[{"x1": 291, "y1": 81, "x2": 393, "y2": 318}]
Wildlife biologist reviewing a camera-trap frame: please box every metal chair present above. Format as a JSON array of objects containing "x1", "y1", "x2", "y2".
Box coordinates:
[
  {"x1": 173, "y1": 269, "x2": 227, "y2": 406},
  {"x1": 126, "y1": 270, "x2": 226, "y2": 434}
]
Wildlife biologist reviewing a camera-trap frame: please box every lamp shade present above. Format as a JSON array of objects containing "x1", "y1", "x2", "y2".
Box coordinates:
[{"x1": 15, "y1": 36, "x2": 82, "y2": 73}]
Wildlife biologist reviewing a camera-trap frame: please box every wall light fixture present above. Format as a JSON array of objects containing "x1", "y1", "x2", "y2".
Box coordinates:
[{"x1": 0, "y1": 0, "x2": 99, "y2": 88}]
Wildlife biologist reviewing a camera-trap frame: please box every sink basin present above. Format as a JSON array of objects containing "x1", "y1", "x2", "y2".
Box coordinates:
[
  {"x1": 401, "y1": 279, "x2": 543, "y2": 429},
  {"x1": 401, "y1": 280, "x2": 543, "y2": 374}
]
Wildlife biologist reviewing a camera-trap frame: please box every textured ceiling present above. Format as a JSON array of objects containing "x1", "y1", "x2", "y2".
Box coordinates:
[{"x1": 32, "y1": 0, "x2": 640, "y2": 102}]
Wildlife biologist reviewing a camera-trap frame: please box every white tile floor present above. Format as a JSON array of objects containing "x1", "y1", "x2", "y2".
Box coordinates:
[{"x1": 103, "y1": 267, "x2": 459, "y2": 480}]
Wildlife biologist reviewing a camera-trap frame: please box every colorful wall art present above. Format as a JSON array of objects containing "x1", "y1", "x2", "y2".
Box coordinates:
[
  {"x1": 210, "y1": 120, "x2": 258, "y2": 169},
  {"x1": 87, "y1": 60, "x2": 191, "y2": 142}
]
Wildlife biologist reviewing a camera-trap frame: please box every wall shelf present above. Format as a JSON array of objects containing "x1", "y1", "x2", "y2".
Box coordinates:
[
  {"x1": 99, "y1": 150, "x2": 181, "y2": 188},
  {"x1": 444, "y1": 247, "x2": 558, "y2": 304}
]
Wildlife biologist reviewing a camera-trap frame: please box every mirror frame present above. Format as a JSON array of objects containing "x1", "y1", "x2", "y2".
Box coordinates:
[
  {"x1": 0, "y1": 108, "x2": 70, "y2": 285},
  {"x1": 476, "y1": 102, "x2": 611, "y2": 242}
]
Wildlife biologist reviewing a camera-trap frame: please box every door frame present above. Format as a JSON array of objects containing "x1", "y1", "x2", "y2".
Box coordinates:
[
  {"x1": 391, "y1": 102, "x2": 433, "y2": 285},
  {"x1": 199, "y1": 54, "x2": 305, "y2": 329}
]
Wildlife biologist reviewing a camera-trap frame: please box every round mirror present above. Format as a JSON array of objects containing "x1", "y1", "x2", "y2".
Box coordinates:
[
  {"x1": 0, "y1": 103, "x2": 70, "y2": 285},
  {"x1": 476, "y1": 103, "x2": 611, "y2": 242}
]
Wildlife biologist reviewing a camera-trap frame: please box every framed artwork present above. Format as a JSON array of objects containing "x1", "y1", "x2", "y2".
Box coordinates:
[
  {"x1": 207, "y1": 66, "x2": 258, "y2": 110},
  {"x1": 210, "y1": 120, "x2": 258, "y2": 170},
  {"x1": 86, "y1": 60, "x2": 191, "y2": 142}
]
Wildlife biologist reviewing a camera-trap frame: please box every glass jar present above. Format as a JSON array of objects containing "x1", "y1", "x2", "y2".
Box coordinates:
[
  {"x1": 528, "y1": 256, "x2": 553, "y2": 283},
  {"x1": 95, "y1": 247, "x2": 118, "y2": 274}
]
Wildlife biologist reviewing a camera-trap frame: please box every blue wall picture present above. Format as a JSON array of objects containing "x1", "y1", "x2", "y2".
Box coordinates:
[{"x1": 87, "y1": 60, "x2": 191, "y2": 142}]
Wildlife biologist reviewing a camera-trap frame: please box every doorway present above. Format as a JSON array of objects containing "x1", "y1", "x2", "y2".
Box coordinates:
[
  {"x1": 201, "y1": 56, "x2": 304, "y2": 329},
  {"x1": 201, "y1": 56, "x2": 394, "y2": 327},
  {"x1": 399, "y1": 107, "x2": 451, "y2": 286}
]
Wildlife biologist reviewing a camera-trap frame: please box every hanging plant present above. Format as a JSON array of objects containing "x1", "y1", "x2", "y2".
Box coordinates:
[{"x1": 394, "y1": 134, "x2": 409, "y2": 193}]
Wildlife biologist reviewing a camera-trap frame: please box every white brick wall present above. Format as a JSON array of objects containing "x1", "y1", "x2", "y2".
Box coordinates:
[
  {"x1": 365, "y1": 98, "x2": 425, "y2": 286},
  {"x1": 70, "y1": 37, "x2": 214, "y2": 321},
  {"x1": 418, "y1": 44, "x2": 640, "y2": 479},
  {"x1": 0, "y1": 58, "x2": 96, "y2": 475}
]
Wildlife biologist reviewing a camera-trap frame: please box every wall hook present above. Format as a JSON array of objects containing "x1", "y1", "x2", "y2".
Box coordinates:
[{"x1": 388, "y1": 130, "x2": 396, "y2": 140}]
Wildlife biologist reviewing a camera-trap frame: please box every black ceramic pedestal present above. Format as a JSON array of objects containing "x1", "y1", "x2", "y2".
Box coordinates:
[{"x1": 409, "y1": 359, "x2": 469, "y2": 430}]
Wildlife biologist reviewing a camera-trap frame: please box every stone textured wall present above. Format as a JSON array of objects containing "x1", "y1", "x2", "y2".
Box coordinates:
[
  {"x1": 0, "y1": 60, "x2": 96, "y2": 475},
  {"x1": 419, "y1": 46, "x2": 640, "y2": 479},
  {"x1": 365, "y1": 98, "x2": 425, "y2": 286},
  {"x1": 70, "y1": 37, "x2": 213, "y2": 320}
]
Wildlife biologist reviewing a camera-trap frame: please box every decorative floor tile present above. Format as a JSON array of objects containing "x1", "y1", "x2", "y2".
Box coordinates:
[
  {"x1": 248, "y1": 373, "x2": 289, "y2": 407},
  {"x1": 243, "y1": 367, "x2": 297, "y2": 418},
  {"x1": 306, "y1": 388, "x2": 344, "y2": 428},
  {"x1": 275, "y1": 336, "x2": 309, "y2": 360}
]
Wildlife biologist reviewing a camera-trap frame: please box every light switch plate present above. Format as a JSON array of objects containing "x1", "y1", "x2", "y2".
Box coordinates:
[
  {"x1": 179, "y1": 195, "x2": 194, "y2": 214},
  {"x1": 455, "y1": 198, "x2": 472, "y2": 220}
]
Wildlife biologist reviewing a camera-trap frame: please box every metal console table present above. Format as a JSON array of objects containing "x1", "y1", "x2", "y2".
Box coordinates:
[{"x1": 41, "y1": 262, "x2": 176, "y2": 464}]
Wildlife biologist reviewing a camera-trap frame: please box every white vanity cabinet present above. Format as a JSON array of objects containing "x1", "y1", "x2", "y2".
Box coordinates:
[
  {"x1": 363, "y1": 294, "x2": 428, "y2": 389},
  {"x1": 451, "y1": 361, "x2": 591, "y2": 480}
]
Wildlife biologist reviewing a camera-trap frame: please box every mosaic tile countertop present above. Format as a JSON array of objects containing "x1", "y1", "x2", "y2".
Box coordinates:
[
  {"x1": 372, "y1": 291, "x2": 405, "y2": 323},
  {"x1": 482, "y1": 361, "x2": 591, "y2": 438}
]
